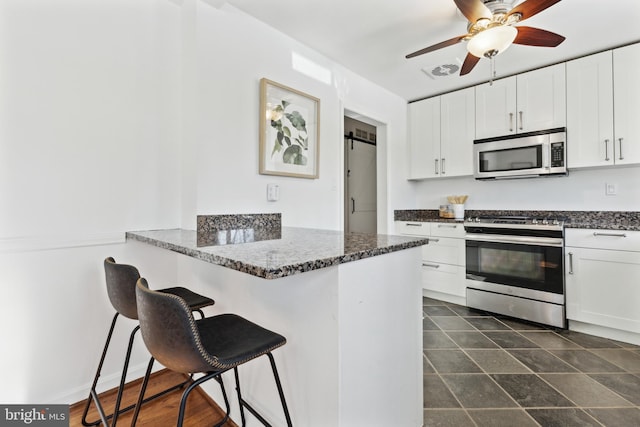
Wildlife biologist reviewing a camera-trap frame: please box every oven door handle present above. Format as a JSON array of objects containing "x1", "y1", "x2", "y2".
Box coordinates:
[{"x1": 466, "y1": 233, "x2": 564, "y2": 247}]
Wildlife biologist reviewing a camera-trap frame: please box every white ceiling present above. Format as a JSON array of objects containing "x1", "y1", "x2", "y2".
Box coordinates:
[{"x1": 225, "y1": 0, "x2": 640, "y2": 101}]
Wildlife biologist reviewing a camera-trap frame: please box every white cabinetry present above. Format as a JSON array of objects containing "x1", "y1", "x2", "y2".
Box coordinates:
[
  {"x1": 408, "y1": 97, "x2": 439, "y2": 179},
  {"x1": 408, "y1": 87, "x2": 474, "y2": 179},
  {"x1": 475, "y1": 63, "x2": 566, "y2": 139},
  {"x1": 612, "y1": 43, "x2": 640, "y2": 166},
  {"x1": 566, "y1": 51, "x2": 614, "y2": 167},
  {"x1": 440, "y1": 88, "x2": 475, "y2": 177},
  {"x1": 567, "y1": 43, "x2": 640, "y2": 168},
  {"x1": 565, "y1": 228, "x2": 640, "y2": 337},
  {"x1": 396, "y1": 221, "x2": 466, "y2": 304}
]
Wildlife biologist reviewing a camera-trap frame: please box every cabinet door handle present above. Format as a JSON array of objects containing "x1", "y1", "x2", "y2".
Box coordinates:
[
  {"x1": 604, "y1": 139, "x2": 610, "y2": 161},
  {"x1": 593, "y1": 232, "x2": 627, "y2": 238},
  {"x1": 509, "y1": 112, "x2": 513, "y2": 132},
  {"x1": 406, "y1": 223, "x2": 423, "y2": 227},
  {"x1": 618, "y1": 137, "x2": 624, "y2": 160},
  {"x1": 422, "y1": 263, "x2": 440, "y2": 269},
  {"x1": 434, "y1": 159, "x2": 439, "y2": 175},
  {"x1": 441, "y1": 158, "x2": 446, "y2": 175},
  {"x1": 518, "y1": 111, "x2": 523, "y2": 130},
  {"x1": 437, "y1": 224, "x2": 457, "y2": 229},
  {"x1": 429, "y1": 238, "x2": 440, "y2": 243},
  {"x1": 568, "y1": 252, "x2": 574, "y2": 275},
  {"x1": 351, "y1": 197, "x2": 355, "y2": 214}
]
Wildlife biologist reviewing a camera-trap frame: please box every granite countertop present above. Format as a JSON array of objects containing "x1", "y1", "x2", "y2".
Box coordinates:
[
  {"x1": 394, "y1": 210, "x2": 640, "y2": 231},
  {"x1": 126, "y1": 227, "x2": 428, "y2": 279}
]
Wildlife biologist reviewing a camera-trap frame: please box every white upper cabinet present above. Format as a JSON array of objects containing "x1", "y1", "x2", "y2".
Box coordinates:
[
  {"x1": 566, "y1": 51, "x2": 614, "y2": 168},
  {"x1": 440, "y1": 87, "x2": 475, "y2": 177},
  {"x1": 475, "y1": 63, "x2": 566, "y2": 139},
  {"x1": 475, "y1": 76, "x2": 516, "y2": 138},
  {"x1": 408, "y1": 87, "x2": 474, "y2": 179},
  {"x1": 567, "y1": 43, "x2": 640, "y2": 168},
  {"x1": 408, "y1": 96, "x2": 440, "y2": 179},
  {"x1": 517, "y1": 63, "x2": 566, "y2": 133},
  {"x1": 613, "y1": 43, "x2": 640, "y2": 166}
]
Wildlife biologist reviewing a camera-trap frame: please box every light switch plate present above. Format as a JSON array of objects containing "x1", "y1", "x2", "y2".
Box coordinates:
[{"x1": 267, "y1": 183, "x2": 279, "y2": 201}]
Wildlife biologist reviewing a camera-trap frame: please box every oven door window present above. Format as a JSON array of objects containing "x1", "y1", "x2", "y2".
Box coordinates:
[
  {"x1": 466, "y1": 240, "x2": 563, "y2": 294},
  {"x1": 479, "y1": 145, "x2": 542, "y2": 172}
]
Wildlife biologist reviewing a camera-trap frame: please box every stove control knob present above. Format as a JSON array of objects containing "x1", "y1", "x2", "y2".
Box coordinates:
[
  {"x1": 553, "y1": 219, "x2": 559, "y2": 225},
  {"x1": 542, "y1": 218, "x2": 549, "y2": 225},
  {"x1": 532, "y1": 218, "x2": 538, "y2": 224},
  {"x1": 475, "y1": 217, "x2": 481, "y2": 222}
]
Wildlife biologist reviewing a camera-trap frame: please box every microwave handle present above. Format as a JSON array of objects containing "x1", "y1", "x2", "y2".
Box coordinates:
[{"x1": 543, "y1": 142, "x2": 551, "y2": 170}]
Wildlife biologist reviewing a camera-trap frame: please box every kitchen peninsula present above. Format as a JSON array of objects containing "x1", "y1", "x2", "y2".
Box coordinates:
[{"x1": 126, "y1": 215, "x2": 428, "y2": 427}]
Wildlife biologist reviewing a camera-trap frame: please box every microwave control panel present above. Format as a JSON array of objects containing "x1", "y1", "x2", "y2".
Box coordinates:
[{"x1": 550, "y1": 142, "x2": 565, "y2": 167}]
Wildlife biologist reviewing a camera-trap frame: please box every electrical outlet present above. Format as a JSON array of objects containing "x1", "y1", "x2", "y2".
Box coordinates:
[{"x1": 605, "y1": 183, "x2": 617, "y2": 196}]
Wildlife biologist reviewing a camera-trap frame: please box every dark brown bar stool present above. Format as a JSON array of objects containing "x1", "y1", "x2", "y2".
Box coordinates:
[
  {"x1": 81, "y1": 257, "x2": 215, "y2": 427},
  {"x1": 133, "y1": 277, "x2": 292, "y2": 427}
]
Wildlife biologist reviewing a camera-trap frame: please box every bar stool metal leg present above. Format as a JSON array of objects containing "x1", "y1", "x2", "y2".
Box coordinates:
[
  {"x1": 267, "y1": 353, "x2": 293, "y2": 427},
  {"x1": 233, "y1": 353, "x2": 292, "y2": 427},
  {"x1": 81, "y1": 313, "x2": 119, "y2": 427},
  {"x1": 176, "y1": 373, "x2": 231, "y2": 427},
  {"x1": 131, "y1": 360, "x2": 231, "y2": 427},
  {"x1": 82, "y1": 316, "x2": 191, "y2": 427}
]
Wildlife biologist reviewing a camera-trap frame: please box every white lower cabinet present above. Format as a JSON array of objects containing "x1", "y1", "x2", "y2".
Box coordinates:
[
  {"x1": 565, "y1": 229, "x2": 640, "y2": 335},
  {"x1": 396, "y1": 221, "x2": 466, "y2": 304}
]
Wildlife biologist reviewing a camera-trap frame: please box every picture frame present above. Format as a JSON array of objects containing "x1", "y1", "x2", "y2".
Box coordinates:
[{"x1": 259, "y1": 78, "x2": 320, "y2": 179}]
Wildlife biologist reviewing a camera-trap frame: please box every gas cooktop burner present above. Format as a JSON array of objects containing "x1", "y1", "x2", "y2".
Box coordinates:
[{"x1": 464, "y1": 215, "x2": 565, "y2": 230}]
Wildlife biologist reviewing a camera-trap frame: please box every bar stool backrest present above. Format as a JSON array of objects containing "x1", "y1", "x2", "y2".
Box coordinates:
[
  {"x1": 104, "y1": 257, "x2": 141, "y2": 320},
  {"x1": 135, "y1": 278, "x2": 219, "y2": 374}
]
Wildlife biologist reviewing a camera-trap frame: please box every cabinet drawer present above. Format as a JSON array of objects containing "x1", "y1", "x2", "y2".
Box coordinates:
[
  {"x1": 429, "y1": 222, "x2": 466, "y2": 238},
  {"x1": 395, "y1": 221, "x2": 430, "y2": 237},
  {"x1": 565, "y1": 228, "x2": 640, "y2": 252},
  {"x1": 422, "y1": 237, "x2": 465, "y2": 266},
  {"x1": 421, "y1": 263, "x2": 466, "y2": 297}
]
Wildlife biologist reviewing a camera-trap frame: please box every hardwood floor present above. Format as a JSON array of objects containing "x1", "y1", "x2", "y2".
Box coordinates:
[{"x1": 69, "y1": 369, "x2": 237, "y2": 427}]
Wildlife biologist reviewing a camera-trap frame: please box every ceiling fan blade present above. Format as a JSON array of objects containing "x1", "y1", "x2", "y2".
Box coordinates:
[
  {"x1": 454, "y1": 0, "x2": 492, "y2": 22},
  {"x1": 406, "y1": 34, "x2": 468, "y2": 59},
  {"x1": 508, "y1": 0, "x2": 562, "y2": 22},
  {"x1": 513, "y1": 26, "x2": 566, "y2": 47},
  {"x1": 460, "y1": 53, "x2": 480, "y2": 76}
]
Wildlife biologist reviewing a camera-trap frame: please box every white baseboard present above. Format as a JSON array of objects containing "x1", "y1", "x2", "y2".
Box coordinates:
[
  {"x1": 423, "y1": 289, "x2": 466, "y2": 306},
  {"x1": 568, "y1": 320, "x2": 640, "y2": 346}
]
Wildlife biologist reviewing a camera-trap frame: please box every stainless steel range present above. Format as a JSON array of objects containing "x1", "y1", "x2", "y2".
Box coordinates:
[{"x1": 464, "y1": 216, "x2": 566, "y2": 328}]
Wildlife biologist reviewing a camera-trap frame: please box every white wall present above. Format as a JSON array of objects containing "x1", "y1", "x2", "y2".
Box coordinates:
[
  {"x1": 412, "y1": 166, "x2": 640, "y2": 212},
  {"x1": 0, "y1": 0, "x2": 183, "y2": 239},
  {"x1": 0, "y1": 0, "x2": 184, "y2": 404},
  {"x1": 185, "y1": 3, "x2": 409, "y2": 233},
  {"x1": 0, "y1": 0, "x2": 412, "y2": 404}
]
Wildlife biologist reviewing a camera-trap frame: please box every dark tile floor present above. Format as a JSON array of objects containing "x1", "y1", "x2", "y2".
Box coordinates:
[{"x1": 423, "y1": 297, "x2": 640, "y2": 427}]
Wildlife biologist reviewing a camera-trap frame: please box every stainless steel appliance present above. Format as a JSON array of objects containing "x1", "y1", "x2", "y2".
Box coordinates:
[
  {"x1": 465, "y1": 216, "x2": 566, "y2": 328},
  {"x1": 473, "y1": 128, "x2": 567, "y2": 180}
]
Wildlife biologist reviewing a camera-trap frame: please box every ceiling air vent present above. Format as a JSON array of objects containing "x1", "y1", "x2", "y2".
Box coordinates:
[{"x1": 421, "y1": 63, "x2": 460, "y2": 79}]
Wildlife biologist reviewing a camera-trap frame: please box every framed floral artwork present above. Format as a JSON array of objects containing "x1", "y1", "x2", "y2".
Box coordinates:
[{"x1": 259, "y1": 78, "x2": 320, "y2": 178}]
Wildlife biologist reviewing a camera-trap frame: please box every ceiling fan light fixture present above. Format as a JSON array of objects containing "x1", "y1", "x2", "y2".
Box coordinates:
[{"x1": 466, "y1": 25, "x2": 517, "y2": 58}]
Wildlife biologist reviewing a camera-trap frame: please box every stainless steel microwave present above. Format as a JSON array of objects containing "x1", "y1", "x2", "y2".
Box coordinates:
[{"x1": 473, "y1": 128, "x2": 567, "y2": 180}]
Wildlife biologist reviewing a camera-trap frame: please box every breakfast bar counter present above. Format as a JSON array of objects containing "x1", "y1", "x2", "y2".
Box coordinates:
[
  {"x1": 126, "y1": 227, "x2": 428, "y2": 278},
  {"x1": 126, "y1": 225, "x2": 427, "y2": 427}
]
